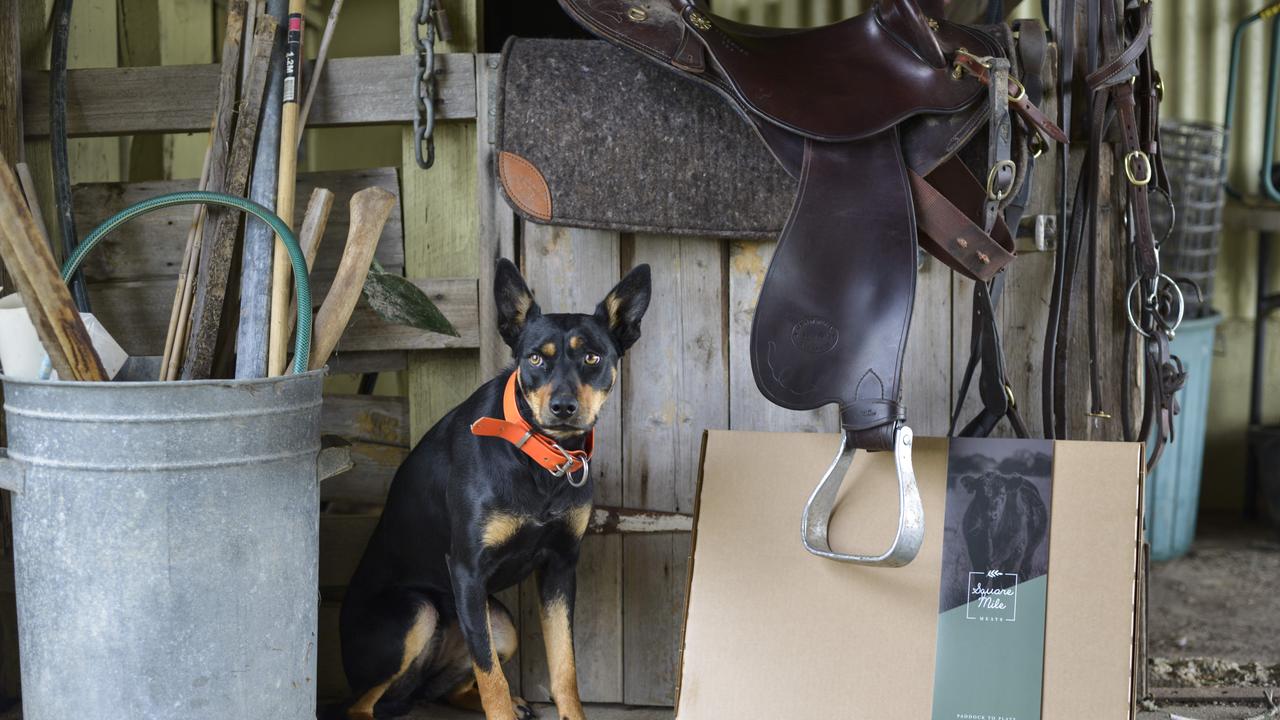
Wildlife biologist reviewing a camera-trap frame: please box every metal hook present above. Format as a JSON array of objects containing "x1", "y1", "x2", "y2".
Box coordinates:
[{"x1": 801, "y1": 426, "x2": 924, "y2": 567}]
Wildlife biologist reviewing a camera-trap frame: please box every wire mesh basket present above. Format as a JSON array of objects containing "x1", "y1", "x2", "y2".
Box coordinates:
[{"x1": 1155, "y1": 121, "x2": 1226, "y2": 319}]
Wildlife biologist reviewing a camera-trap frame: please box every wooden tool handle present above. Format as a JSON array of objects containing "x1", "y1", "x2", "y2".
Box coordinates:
[
  {"x1": 267, "y1": 0, "x2": 309, "y2": 377},
  {"x1": 0, "y1": 157, "x2": 107, "y2": 381},
  {"x1": 307, "y1": 186, "x2": 396, "y2": 371},
  {"x1": 287, "y1": 187, "x2": 334, "y2": 336}
]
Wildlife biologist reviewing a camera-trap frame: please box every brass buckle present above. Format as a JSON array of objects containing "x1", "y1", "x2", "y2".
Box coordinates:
[
  {"x1": 1029, "y1": 133, "x2": 1047, "y2": 159},
  {"x1": 952, "y1": 48, "x2": 992, "y2": 80},
  {"x1": 986, "y1": 159, "x2": 1017, "y2": 201},
  {"x1": 1125, "y1": 150, "x2": 1153, "y2": 186},
  {"x1": 1004, "y1": 384, "x2": 1018, "y2": 409},
  {"x1": 1007, "y1": 76, "x2": 1027, "y2": 103},
  {"x1": 954, "y1": 48, "x2": 994, "y2": 69}
]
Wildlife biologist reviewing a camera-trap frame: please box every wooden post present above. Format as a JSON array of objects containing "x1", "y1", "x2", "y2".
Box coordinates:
[
  {"x1": 156, "y1": 0, "x2": 214, "y2": 180},
  {"x1": 0, "y1": 17, "x2": 22, "y2": 702},
  {"x1": 399, "y1": 0, "x2": 479, "y2": 443},
  {"x1": 117, "y1": 0, "x2": 163, "y2": 180},
  {"x1": 1, "y1": 0, "x2": 22, "y2": 451}
]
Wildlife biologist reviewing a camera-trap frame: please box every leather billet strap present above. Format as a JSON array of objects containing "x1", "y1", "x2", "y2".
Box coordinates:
[
  {"x1": 1003, "y1": 19, "x2": 1048, "y2": 233},
  {"x1": 984, "y1": 58, "x2": 1014, "y2": 232},
  {"x1": 949, "y1": 49, "x2": 1031, "y2": 440},
  {"x1": 952, "y1": 51, "x2": 1068, "y2": 146},
  {"x1": 950, "y1": 276, "x2": 1030, "y2": 438},
  {"x1": 910, "y1": 163, "x2": 1015, "y2": 282}
]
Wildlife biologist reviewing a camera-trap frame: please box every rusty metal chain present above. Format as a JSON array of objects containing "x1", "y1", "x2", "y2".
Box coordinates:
[{"x1": 412, "y1": 0, "x2": 451, "y2": 169}]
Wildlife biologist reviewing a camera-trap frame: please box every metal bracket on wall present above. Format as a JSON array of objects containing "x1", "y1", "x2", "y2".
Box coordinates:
[{"x1": 1016, "y1": 214, "x2": 1057, "y2": 253}]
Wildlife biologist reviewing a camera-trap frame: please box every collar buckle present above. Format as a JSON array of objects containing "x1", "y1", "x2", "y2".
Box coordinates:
[
  {"x1": 549, "y1": 444, "x2": 576, "y2": 477},
  {"x1": 549, "y1": 444, "x2": 590, "y2": 487}
]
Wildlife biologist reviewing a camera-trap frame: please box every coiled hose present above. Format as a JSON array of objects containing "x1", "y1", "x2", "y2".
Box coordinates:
[{"x1": 58, "y1": 191, "x2": 312, "y2": 375}]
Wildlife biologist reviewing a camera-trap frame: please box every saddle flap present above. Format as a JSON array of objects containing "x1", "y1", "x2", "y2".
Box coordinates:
[{"x1": 750, "y1": 133, "x2": 917, "y2": 451}]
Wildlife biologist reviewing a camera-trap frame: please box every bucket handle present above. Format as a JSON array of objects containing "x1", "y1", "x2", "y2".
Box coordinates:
[
  {"x1": 60, "y1": 191, "x2": 313, "y2": 375},
  {"x1": 317, "y1": 446, "x2": 353, "y2": 483},
  {"x1": 0, "y1": 449, "x2": 25, "y2": 495}
]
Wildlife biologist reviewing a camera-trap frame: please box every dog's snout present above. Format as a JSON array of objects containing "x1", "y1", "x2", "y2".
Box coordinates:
[{"x1": 549, "y1": 395, "x2": 578, "y2": 419}]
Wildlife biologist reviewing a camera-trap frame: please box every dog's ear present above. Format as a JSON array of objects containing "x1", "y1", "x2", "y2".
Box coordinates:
[
  {"x1": 494, "y1": 258, "x2": 540, "y2": 349},
  {"x1": 596, "y1": 264, "x2": 651, "y2": 352}
]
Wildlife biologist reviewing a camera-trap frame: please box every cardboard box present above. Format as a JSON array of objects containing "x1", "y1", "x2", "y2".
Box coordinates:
[{"x1": 676, "y1": 432, "x2": 1144, "y2": 719}]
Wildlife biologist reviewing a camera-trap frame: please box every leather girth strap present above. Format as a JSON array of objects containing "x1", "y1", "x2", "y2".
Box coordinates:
[{"x1": 471, "y1": 371, "x2": 594, "y2": 478}]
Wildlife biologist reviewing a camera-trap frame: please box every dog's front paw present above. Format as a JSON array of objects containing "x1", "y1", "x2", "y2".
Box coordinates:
[{"x1": 512, "y1": 695, "x2": 537, "y2": 720}]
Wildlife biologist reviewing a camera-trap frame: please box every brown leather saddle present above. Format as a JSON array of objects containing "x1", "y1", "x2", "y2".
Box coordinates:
[{"x1": 555, "y1": 0, "x2": 1064, "y2": 566}]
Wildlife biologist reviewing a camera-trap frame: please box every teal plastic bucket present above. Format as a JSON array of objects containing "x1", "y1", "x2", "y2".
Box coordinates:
[{"x1": 1146, "y1": 313, "x2": 1223, "y2": 561}]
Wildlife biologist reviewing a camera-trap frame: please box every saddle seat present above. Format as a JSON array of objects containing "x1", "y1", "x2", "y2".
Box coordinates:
[{"x1": 559, "y1": 0, "x2": 1000, "y2": 141}]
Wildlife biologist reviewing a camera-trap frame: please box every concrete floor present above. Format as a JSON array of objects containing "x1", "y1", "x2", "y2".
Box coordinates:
[
  {"x1": 1, "y1": 525, "x2": 1274, "y2": 720},
  {"x1": 397, "y1": 701, "x2": 1272, "y2": 719}
]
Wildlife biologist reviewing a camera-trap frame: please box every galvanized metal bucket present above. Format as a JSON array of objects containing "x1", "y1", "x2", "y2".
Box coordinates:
[{"x1": 0, "y1": 370, "x2": 349, "y2": 720}]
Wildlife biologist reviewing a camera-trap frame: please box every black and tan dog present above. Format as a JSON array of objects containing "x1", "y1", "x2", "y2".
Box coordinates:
[{"x1": 337, "y1": 259, "x2": 651, "y2": 720}]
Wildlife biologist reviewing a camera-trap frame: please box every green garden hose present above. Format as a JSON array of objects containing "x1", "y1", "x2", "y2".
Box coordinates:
[{"x1": 60, "y1": 191, "x2": 312, "y2": 376}]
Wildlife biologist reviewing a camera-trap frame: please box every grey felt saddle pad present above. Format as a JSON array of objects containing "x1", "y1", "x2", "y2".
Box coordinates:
[{"x1": 496, "y1": 37, "x2": 795, "y2": 238}]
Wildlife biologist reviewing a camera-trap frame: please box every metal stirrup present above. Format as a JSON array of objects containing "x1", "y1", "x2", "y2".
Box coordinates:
[{"x1": 801, "y1": 425, "x2": 924, "y2": 567}]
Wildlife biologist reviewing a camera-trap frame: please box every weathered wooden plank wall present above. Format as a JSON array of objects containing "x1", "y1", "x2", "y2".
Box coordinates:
[
  {"x1": 517, "y1": 225, "x2": 626, "y2": 702},
  {"x1": 620, "y1": 233, "x2": 722, "y2": 704},
  {"x1": 398, "y1": 0, "x2": 480, "y2": 445}
]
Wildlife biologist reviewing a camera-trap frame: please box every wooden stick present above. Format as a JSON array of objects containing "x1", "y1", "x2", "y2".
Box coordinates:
[
  {"x1": 297, "y1": 0, "x2": 345, "y2": 143},
  {"x1": 180, "y1": 15, "x2": 278, "y2": 380},
  {"x1": 307, "y1": 187, "x2": 396, "y2": 370},
  {"x1": 165, "y1": 199, "x2": 212, "y2": 380},
  {"x1": 14, "y1": 163, "x2": 51, "y2": 248},
  {"x1": 162, "y1": 2, "x2": 247, "y2": 379},
  {"x1": 0, "y1": 156, "x2": 106, "y2": 381},
  {"x1": 241, "y1": 0, "x2": 260, "y2": 84},
  {"x1": 160, "y1": 130, "x2": 215, "y2": 380},
  {"x1": 287, "y1": 187, "x2": 334, "y2": 336},
  {"x1": 267, "y1": 0, "x2": 308, "y2": 376}
]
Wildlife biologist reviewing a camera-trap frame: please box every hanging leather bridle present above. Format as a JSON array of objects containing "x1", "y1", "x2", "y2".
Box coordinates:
[{"x1": 1035, "y1": 0, "x2": 1182, "y2": 468}]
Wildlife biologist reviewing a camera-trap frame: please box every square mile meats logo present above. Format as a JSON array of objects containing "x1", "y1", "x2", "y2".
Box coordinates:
[{"x1": 966, "y1": 569, "x2": 1018, "y2": 622}]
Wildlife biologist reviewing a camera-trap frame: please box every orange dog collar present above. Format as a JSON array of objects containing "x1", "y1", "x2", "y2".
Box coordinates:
[{"x1": 470, "y1": 371, "x2": 594, "y2": 486}]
